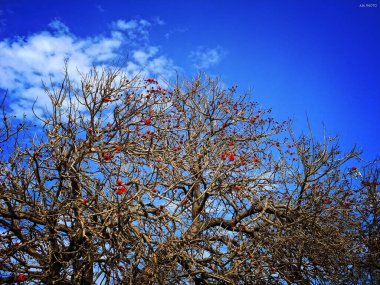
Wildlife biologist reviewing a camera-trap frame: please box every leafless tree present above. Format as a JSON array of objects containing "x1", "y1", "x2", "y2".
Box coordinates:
[{"x1": 0, "y1": 65, "x2": 378, "y2": 284}]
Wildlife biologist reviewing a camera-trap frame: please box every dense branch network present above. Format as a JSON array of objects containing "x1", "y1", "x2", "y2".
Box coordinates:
[{"x1": 0, "y1": 66, "x2": 378, "y2": 284}]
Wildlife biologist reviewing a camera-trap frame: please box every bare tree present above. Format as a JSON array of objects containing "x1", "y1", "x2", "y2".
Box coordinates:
[{"x1": 0, "y1": 65, "x2": 378, "y2": 284}]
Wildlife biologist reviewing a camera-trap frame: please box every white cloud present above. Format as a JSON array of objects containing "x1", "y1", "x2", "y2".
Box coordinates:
[
  {"x1": 115, "y1": 19, "x2": 139, "y2": 30},
  {"x1": 132, "y1": 46, "x2": 159, "y2": 65},
  {"x1": 0, "y1": 19, "x2": 178, "y2": 117},
  {"x1": 189, "y1": 46, "x2": 227, "y2": 69}
]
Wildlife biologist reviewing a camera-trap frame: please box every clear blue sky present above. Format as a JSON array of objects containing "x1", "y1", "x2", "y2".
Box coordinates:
[{"x1": 0, "y1": 0, "x2": 379, "y2": 160}]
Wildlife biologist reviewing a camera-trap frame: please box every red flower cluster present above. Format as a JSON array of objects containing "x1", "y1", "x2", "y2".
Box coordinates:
[
  {"x1": 116, "y1": 186, "x2": 127, "y2": 195},
  {"x1": 147, "y1": 86, "x2": 165, "y2": 94},
  {"x1": 172, "y1": 146, "x2": 181, "y2": 152},
  {"x1": 102, "y1": 152, "x2": 113, "y2": 161},
  {"x1": 15, "y1": 274, "x2": 25, "y2": 282},
  {"x1": 253, "y1": 156, "x2": 260, "y2": 164},
  {"x1": 322, "y1": 197, "x2": 332, "y2": 204},
  {"x1": 146, "y1": 78, "x2": 158, "y2": 84},
  {"x1": 220, "y1": 151, "x2": 235, "y2": 161},
  {"x1": 232, "y1": 185, "x2": 241, "y2": 191},
  {"x1": 181, "y1": 198, "x2": 188, "y2": 204}
]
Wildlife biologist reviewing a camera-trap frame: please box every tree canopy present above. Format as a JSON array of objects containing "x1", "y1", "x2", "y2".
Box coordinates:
[{"x1": 0, "y1": 66, "x2": 379, "y2": 284}]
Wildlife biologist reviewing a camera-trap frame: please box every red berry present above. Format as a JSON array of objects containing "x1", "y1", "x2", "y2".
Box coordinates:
[
  {"x1": 115, "y1": 146, "x2": 122, "y2": 152},
  {"x1": 222, "y1": 122, "x2": 227, "y2": 128},
  {"x1": 151, "y1": 188, "x2": 158, "y2": 194},
  {"x1": 144, "y1": 118, "x2": 151, "y2": 125},
  {"x1": 87, "y1": 128, "x2": 93, "y2": 133},
  {"x1": 228, "y1": 154, "x2": 235, "y2": 161},
  {"x1": 351, "y1": 166, "x2": 357, "y2": 171},
  {"x1": 116, "y1": 179, "x2": 123, "y2": 185},
  {"x1": 103, "y1": 97, "x2": 111, "y2": 103},
  {"x1": 83, "y1": 198, "x2": 89, "y2": 204}
]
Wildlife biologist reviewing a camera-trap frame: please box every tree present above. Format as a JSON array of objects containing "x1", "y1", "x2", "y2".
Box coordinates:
[{"x1": 0, "y1": 65, "x2": 378, "y2": 284}]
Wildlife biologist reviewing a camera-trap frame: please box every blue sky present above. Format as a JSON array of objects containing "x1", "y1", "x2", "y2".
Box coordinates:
[{"x1": 0, "y1": 0, "x2": 379, "y2": 160}]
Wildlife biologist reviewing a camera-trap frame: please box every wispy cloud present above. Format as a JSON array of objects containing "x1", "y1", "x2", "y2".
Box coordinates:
[
  {"x1": 48, "y1": 19, "x2": 70, "y2": 34},
  {"x1": 189, "y1": 46, "x2": 227, "y2": 69},
  {"x1": 0, "y1": 9, "x2": 6, "y2": 32},
  {"x1": 0, "y1": 19, "x2": 178, "y2": 117},
  {"x1": 95, "y1": 4, "x2": 105, "y2": 13},
  {"x1": 164, "y1": 27, "x2": 187, "y2": 40},
  {"x1": 153, "y1": 17, "x2": 165, "y2": 26}
]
